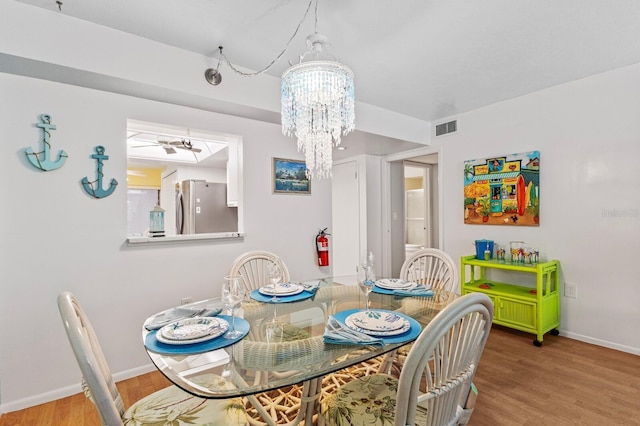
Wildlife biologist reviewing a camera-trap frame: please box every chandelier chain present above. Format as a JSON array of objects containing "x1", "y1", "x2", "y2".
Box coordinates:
[
  {"x1": 314, "y1": 0, "x2": 319, "y2": 34},
  {"x1": 217, "y1": 0, "x2": 317, "y2": 77}
]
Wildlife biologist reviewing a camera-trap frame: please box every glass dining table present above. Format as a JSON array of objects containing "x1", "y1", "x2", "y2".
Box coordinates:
[{"x1": 142, "y1": 276, "x2": 456, "y2": 426}]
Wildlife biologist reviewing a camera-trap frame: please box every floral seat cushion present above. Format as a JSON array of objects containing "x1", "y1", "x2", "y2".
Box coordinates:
[
  {"x1": 320, "y1": 374, "x2": 427, "y2": 426},
  {"x1": 119, "y1": 373, "x2": 247, "y2": 425}
]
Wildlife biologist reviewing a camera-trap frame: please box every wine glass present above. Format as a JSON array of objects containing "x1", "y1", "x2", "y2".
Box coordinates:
[
  {"x1": 360, "y1": 250, "x2": 374, "y2": 269},
  {"x1": 222, "y1": 275, "x2": 245, "y2": 339},
  {"x1": 221, "y1": 344, "x2": 236, "y2": 381},
  {"x1": 266, "y1": 260, "x2": 283, "y2": 303},
  {"x1": 357, "y1": 265, "x2": 375, "y2": 311}
]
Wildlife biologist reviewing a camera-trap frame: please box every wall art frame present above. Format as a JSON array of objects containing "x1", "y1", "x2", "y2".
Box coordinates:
[
  {"x1": 464, "y1": 150, "x2": 539, "y2": 226},
  {"x1": 272, "y1": 158, "x2": 311, "y2": 194}
]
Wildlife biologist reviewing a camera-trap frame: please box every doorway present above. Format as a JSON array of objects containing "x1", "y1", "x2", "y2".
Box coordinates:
[{"x1": 384, "y1": 150, "x2": 440, "y2": 278}]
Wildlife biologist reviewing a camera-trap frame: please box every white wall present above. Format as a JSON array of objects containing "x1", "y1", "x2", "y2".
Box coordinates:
[
  {"x1": 389, "y1": 162, "x2": 405, "y2": 278},
  {"x1": 169, "y1": 165, "x2": 228, "y2": 183},
  {"x1": 0, "y1": 73, "x2": 332, "y2": 411},
  {"x1": 437, "y1": 63, "x2": 640, "y2": 354},
  {"x1": 429, "y1": 164, "x2": 439, "y2": 248}
]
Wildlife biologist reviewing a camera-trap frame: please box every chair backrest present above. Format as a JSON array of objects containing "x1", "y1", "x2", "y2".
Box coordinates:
[
  {"x1": 395, "y1": 292, "x2": 493, "y2": 426},
  {"x1": 229, "y1": 250, "x2": 291, "y2": 292},
  {"x1": 58, "y1": 292, "x2": 125, "y2": 426},
  {"x1": 400, "y1": 248, "x2": 459, "y2": 292}
]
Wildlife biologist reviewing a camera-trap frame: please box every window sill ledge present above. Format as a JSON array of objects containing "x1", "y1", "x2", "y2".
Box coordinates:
[{"x1": 126, "y1": 232, "x2": 244, "y2": 246}]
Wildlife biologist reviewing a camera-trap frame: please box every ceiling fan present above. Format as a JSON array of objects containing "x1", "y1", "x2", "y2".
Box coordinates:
[
  {"x1": 156, "y1": 138, "x2": 202, "y2": 154},
  {"x1": 129, "y1": 134, "x2": 202, "y2": 154}
]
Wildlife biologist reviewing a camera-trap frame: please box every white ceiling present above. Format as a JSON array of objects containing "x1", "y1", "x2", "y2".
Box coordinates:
[{"x1": 14, "y1": 0, "x2": 640, "y2": 124}]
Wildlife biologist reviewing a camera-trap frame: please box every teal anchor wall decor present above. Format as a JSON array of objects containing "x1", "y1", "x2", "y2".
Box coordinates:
[
  {"x1": 25, "y1": 114, "x2": 68, "y2": 171},
  {"x1": 81, "y1": 146, "x2": 118, "y2": 198}
]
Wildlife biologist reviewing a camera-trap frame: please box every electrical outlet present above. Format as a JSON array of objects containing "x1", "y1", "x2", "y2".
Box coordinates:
[
  {"x1": 180, "y1": 297, "x2": 192, "y2": 305},
  {"x1": 564, "y1": 282, "x2": 577, "y2": 299}
]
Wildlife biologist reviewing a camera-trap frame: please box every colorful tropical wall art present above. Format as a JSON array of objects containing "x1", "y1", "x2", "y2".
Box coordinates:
[{"x1": 464, "y1": 151, "x2": 540, "y2": 226}]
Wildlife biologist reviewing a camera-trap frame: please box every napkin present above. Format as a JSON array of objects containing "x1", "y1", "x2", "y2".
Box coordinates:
[
  {"x1": 323, "y1": 316, "x2": 384, "y2": 346},
  {"x1": 393, "y1": 287, "x2": 434, "y2": 297},
  {"x1": 145, "y1": 306, "x2": 223, "y2": 330},
  {"x1": 300, "y1": 280, "x2": 321, "y2": 294}
]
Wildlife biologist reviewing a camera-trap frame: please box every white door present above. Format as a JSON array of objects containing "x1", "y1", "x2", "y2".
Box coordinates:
[
  {"x1": 331, "y1": 161, "x2": 359, "y2": 276},
  {"x1": 160, "y1": 170, "x2": 177, "y2": 236},
  {"x1": 405, "y1": 188, "x2": 426, "y2": 246},
  {"x1": 404, "y1": 163, "x2": 432, "y2": 251}
]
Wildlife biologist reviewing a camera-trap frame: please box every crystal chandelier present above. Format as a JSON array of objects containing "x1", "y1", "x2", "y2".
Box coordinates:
[
  {"x1": 281, "y1": 34, "x2": 355, "y2": 180},
  {"x1": 204, "y1": 0, "x2": 354, "y2": 178}
]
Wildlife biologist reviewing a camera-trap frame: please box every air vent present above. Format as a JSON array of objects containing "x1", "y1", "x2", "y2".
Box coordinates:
[{"x1": 435, "y1": 120, "x2": 457, "y2": 136}]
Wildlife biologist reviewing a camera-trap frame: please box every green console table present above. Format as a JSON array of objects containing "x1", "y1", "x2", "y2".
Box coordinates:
[{"x1": 460, "y1": 255, "x2": 560, "y2": 346}]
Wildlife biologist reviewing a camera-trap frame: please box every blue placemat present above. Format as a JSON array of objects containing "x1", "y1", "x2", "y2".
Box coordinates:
[
  {"x1": 144, "y1": 315, "x2": 249, "y2": 355},
  {"x1": 250, "y1": 289, "x2": 314, "y2": 303},
  {"x1": 332, "y1": 309, "x2": 422, "y2": 345},
  {"x1": 372, "y1": 286, "x2": 433, "y2": 297}
]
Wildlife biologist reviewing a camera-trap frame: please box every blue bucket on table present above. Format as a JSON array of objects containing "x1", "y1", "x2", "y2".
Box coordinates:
[{"x1": 475, "y1": 240, "x2": 494, "y2": 260}]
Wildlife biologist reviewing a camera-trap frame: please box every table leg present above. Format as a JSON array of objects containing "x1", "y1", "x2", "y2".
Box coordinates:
[
  {"x1": 301, "y1": 377, "x2": 323, "y2": 426},
  {"x1": 245, "y1": 393, "x2": 277, "y2": 426},
  {"x1": 301, "y1": 381, "x2": 313, "y2": 426},
  {"x1": 243, "y1": 378, "x2": 323, "y2": 426},
  {"x1": 377, "y1": 349, "x2": 396, "y2": 374}
]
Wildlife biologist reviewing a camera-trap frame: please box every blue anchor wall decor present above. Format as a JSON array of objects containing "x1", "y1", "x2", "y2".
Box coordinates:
[
  {"x1": 25, "y1": 114, "x2": 68, "y2": 171},
  {"x1": 81, "y1": 146, "x2": 118, "y2": 198}
]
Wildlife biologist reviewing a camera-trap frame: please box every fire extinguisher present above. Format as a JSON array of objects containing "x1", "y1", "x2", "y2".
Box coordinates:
[{"x1": 315, "y1": 228, "x2": 330, "y2": 267}]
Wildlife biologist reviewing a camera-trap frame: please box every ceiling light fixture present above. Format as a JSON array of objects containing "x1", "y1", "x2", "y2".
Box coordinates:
[
  {"x1": 207, "y1": 0, "x2": 354, "y2": 179},
  {"x1": 281, "y1": 30, "x2": 355, "y2": 179}
]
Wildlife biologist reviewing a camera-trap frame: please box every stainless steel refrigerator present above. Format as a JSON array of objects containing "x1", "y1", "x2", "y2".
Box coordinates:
[{"x1": 175, "y1": 180, "x2": 238, "y2": 234}]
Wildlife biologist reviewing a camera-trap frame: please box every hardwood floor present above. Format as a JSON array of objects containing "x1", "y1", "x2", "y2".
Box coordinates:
[
  {"x1": 1, "y1": 325, "x2": 639, "y2": 425},
  {"x1": 0, "y1": 372, "x2": 173, "y2": 426},
  {"x1": 472, "y1": 326, "x2": 640, "y2": 426}
]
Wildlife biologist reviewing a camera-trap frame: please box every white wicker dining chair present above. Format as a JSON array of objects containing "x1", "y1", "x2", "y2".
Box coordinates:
[
  {"x1": 57, "y1": 291, "x2": 248, "y2": 426},
  {"x1": 400, "y1": 248, "x2": 459, "y2": 292},
  {"x1": 319, "y1": 292, "x2": 493, "y2": 426},
  {"x1": 229, "y1": 250, "x2": 291, "y2": 293},
  {"x1": 376, "y1": 248, "x2": 460, "y2": 374},
  {"x1": 228, "y1": 251, "x2": 305, "y2": 425}
]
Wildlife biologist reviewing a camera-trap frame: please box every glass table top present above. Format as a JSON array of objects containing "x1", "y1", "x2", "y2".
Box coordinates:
[{"x1": 142, "y1": 276, "x2": 456, "y2": 399}]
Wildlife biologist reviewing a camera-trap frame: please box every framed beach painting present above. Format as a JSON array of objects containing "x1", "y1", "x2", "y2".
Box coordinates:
[
  {"x1": 464, "y1": 150, "x2": 540, "y2": 226},
  {"x1": 272, "y1": 158, "x2": 311, "y2": 194}
]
